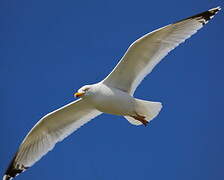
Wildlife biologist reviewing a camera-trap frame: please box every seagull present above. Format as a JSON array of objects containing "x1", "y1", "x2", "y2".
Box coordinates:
[{"x1": 3, "y1": 7, "x2": 221, "y2": 180}]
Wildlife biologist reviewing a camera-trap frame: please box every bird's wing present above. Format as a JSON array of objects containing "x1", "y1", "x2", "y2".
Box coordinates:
[
  {"x1": 3, "y1": 99, "x2": 102, "y2": 180},
  {"x1": 102, "y1": 7, "x2": 221, "y2": 95}
]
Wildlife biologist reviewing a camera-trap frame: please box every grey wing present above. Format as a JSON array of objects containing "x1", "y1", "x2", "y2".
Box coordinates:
[
  {"x1": 102, "y1": 7, "x2": 221, "y2": 95},
  {"x1": 3, "y1": 99, "x2": 102, "y2": 180}
]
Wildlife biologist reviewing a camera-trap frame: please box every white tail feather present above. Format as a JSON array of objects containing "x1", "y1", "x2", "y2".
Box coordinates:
[{"x1": 125, "y1": 99, "x2": 162, "y2": 125}]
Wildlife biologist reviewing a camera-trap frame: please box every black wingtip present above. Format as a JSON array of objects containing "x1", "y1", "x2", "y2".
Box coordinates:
[
  {"x1": 3, "y1": 153, "x2": 29, "y2": 180},
  {"x1": 194, "y1": 6, "x2": 221, "y2": 24},
  {"x1": 177, "y1": 6, "x2": 221, "y2": 25}
]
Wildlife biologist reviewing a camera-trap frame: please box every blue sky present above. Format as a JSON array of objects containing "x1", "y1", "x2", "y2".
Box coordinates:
[{"x1": 0, "y1": 0, "x2": 223, "y2": 180}]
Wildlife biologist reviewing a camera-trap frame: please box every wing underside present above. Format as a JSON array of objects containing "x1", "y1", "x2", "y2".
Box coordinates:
[
  {"x1": 3, "y1": 99, "x2": 102, "y2": 180},
  {"x1": 103, "y1": 7, "x2": 221, "y2": 95}
]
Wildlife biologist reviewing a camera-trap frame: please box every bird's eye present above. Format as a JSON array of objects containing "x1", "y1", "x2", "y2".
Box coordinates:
[{"x1": 83, "y1": 87, "x2": 90, "y2": 92}]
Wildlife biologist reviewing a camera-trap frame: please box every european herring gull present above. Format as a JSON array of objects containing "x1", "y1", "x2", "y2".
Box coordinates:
[{"x1": 3, "y1": 7, "x2": 221, "y2": 180}]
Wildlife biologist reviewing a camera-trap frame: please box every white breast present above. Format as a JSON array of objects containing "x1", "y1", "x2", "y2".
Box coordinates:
[{"x1": 90, "y1": 83, "x2": 135, "y2": 116}]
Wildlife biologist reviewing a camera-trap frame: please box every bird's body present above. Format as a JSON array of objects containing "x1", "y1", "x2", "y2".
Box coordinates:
[
  {"x1": 87, "y1": 83, "x2": 135, "y2": 116},
  {"x1": 3, "y1": 7, "x2": 221, "y2": 180}
]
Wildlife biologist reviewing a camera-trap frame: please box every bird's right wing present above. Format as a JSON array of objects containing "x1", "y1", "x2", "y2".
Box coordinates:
[
  {"x1": 102, "y1": 7, "x2": 221, "y2": 95},
  {"x1": 3, "y1": 99, "x2": 102, "y2": 180}
]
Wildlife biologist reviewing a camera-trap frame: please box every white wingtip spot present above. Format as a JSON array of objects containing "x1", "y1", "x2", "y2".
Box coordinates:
[
  {"x1": 209, "y1": 6, "x2": 221, "y2": 15},
  {"x1": 209, "y1": 6, "x2": 221, "y2": 11},
  {"x1": 3, "y1": 175, "x2": 12, "y2": 180}
]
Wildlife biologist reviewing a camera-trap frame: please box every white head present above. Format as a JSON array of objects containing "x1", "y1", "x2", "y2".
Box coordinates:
[{"x1": 74, "y1": 84, "x2": 93, "y2": 98}]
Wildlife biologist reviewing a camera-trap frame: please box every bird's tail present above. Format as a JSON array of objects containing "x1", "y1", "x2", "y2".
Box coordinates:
[{"x1": 124, "y1": 99, "x2": 162, "y2": 125}]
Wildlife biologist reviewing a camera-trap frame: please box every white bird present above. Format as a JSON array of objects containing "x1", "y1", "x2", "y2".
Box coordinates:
[{"x1": 3, "y1": 7, "x2": 221, "y2": 180}]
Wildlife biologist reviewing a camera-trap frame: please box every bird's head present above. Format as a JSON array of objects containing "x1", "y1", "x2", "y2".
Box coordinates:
[{"x1": 74, "y1": 85, "x2": 93, "y2": 98}]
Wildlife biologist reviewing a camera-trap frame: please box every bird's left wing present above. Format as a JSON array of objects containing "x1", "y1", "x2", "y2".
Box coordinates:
[
  {"x1": 3, "y1": 99, "x2": 102, "y2": 180},
  {"x1": 102, "y1": 7, "x2": 221, "y2": 95}
]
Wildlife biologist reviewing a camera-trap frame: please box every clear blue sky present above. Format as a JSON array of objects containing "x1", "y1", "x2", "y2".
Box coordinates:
[{"x1": 1, "y1": 0, "x2": 223, "y2": 180}]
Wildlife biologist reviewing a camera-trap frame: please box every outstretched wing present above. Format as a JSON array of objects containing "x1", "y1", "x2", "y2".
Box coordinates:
[
  {"x1": 3, "y1": 99, "x2": 102, "y2": 180},
  {"x1": 103, "y1": 7, "x2": 221, "y2": 95}
]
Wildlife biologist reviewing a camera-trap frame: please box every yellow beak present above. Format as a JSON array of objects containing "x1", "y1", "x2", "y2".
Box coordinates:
[{"x1": 74, "y1": 92, "x2": 85, "y2": 98}]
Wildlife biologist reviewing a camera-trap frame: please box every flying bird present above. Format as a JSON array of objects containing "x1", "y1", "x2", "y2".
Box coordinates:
[{"x1": 3, "y1": 7, "x2": 221, "y2": 180}]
